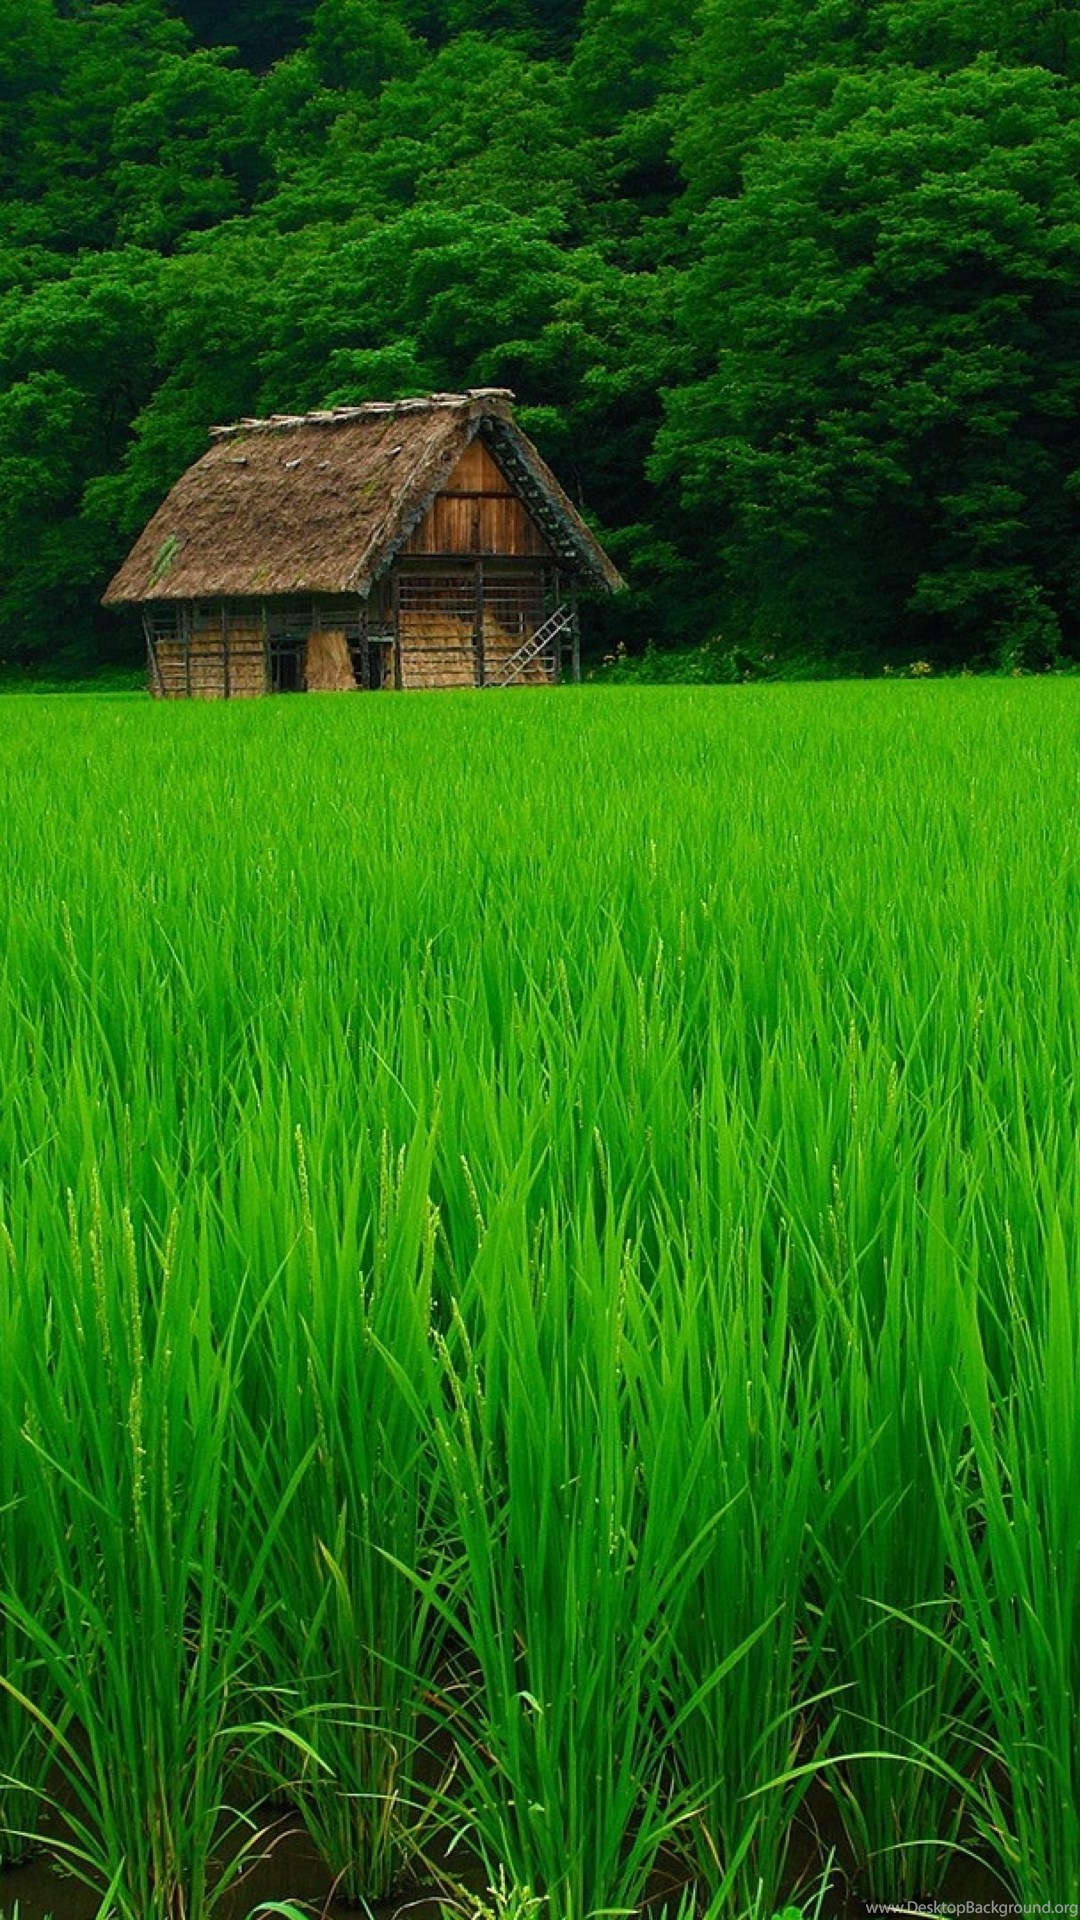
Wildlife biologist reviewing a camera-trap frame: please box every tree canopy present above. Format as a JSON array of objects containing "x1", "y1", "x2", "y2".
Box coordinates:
[{"x1": 4, "y1": 0, "x2": 1080, "y2": 671}]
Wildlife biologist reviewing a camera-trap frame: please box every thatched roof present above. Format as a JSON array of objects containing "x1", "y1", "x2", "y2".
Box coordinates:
[{"x1": 103, "y1": 389, "x2": 624, "y2": 605}]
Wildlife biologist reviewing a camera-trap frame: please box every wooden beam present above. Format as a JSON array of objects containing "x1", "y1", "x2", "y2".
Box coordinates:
[
  {"x1": 392, "y1": 570, "x2": 403, "y2": 689},
  {"x1": 221, "y1": 602, "x2": 231, "y2": 700},
  {"x1": 474, "y1": 559, "x2": 485, "y2": 687},
  {"x1": 439, "y1": 489, "x2": 515, "y2": 502},
  {"x1": 359, "y1": 596, "x2": 370, "y2": 690}
]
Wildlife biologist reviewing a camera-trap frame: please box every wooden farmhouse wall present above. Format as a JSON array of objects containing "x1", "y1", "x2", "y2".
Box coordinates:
[
  {"x1": 403, "y1": 439, "x2": 552, "y2": 559},
  {"x1": 147, "y1": 598, "x2": 363, "y2": 697},
  {"x1": 396, "y1": 438, "x2": 557, "y2": 689}
]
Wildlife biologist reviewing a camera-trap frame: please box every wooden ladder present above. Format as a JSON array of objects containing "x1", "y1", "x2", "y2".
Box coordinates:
[{"x1": 492, "y1": 603, "x2": 573, "y2": 686}]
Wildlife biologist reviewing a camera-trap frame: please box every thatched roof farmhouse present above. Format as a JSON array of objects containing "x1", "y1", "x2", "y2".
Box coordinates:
[{"x1": 104, "y1": 388, "x2": 623, "y2": 696}]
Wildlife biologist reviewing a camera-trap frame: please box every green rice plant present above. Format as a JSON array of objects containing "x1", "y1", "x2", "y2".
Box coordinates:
[
  {"x1": 936, "y1": 1203, "x2": 1080, "y2": 1900},
  {"x1": 4, "y1": 679, "x2": 1080, "y2": 1913},
  {"x1": 1, "y1": 1189, "x2": 311, "y2": 1920},
  {"x1": 0, "y1": 1505, "x2": 56, "y2": 1870},
  {"x1": 235, "y1": 1123, "x2": 447, "y2": 1903},
  {"x1": 624, "y1": 1216, "x2": 828, "y2": 1912},
  {"x1": 437, "y1": 1873, "x2": 546, "y2": 1920},
  {"x1": 0, "y1": 1235, "x2": 62, "y2": 1868},
  {"x1": 416, "y1": 1202, "x2": 733, "y2": 1920},
  {"x1": 807, "y1": 1177, "x2": 979, "y2": 1900}
]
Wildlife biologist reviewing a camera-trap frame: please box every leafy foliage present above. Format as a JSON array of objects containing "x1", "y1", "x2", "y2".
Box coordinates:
[
  {"x1": 660, "y1": 60, "x2": 1080, "y2": 667},
  {"x1": 4, "y1": 0, "x2": 1080, "y2": 666}
]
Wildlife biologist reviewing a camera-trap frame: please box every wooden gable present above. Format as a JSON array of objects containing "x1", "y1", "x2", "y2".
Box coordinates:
[{"x1": 403, "y1": 437, "x2": 552, "y2": 558}]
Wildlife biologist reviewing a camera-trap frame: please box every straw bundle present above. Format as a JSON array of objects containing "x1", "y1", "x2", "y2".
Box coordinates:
[{"x1": 306, "y1": 628, "x2": 357, "y2": 692}]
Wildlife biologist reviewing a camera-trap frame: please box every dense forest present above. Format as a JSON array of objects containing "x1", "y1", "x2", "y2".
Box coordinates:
[{"x1": 4, "y1": 0, "x2": 1080, "y2": 673}]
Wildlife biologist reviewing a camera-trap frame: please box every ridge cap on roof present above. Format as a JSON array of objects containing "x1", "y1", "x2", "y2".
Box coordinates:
[{"x1": 208, "y1": 388, "x2": 516, "y2": 441}]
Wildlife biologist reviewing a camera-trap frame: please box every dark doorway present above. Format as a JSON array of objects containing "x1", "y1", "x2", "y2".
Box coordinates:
[
  {"x1": 269, "y1": 637, "x2": 306, "y2": 692},
  {"x1": 364, "y1": 641, "x2": 392, "y2": 689}
]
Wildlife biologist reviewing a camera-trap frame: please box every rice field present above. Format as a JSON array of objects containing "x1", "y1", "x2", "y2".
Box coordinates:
[{"x1": 1, "y1": 679, "x2": 1078, "y2": 1920}]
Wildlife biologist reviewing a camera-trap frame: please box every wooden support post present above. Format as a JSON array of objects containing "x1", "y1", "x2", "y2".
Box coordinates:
[
  {"x1": 391, "y1": 571, "x2": 403, "y2": 689},
  {"x1": 474, "y1": 559, "x2": 485, "y2": 687},
  {"x1": 221, "y1": 602, "x2": 231, "y2": 700},
  {"x1": 552, "y1": 568, "x2": 562, "y2": 683},
  {"x1": 359, "y1": 596, "x2": 370, "y2": 691},
  {"x1": 571, "y1": 594, "x2": 581, "y2": 683},
  {"x1": 262, "y1": 601, "x2": 270, "y2": 694},
  {"x1": 184, "y1": 615, "x2": 192, "y2": 698}
]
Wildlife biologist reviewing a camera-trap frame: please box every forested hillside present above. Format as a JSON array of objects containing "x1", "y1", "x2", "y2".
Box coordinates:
[{"x1": 4, "y1": 0, "x2": 1080, "y2": 672}]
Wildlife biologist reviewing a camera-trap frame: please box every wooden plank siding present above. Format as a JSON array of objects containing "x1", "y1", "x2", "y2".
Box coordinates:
[{"x1": 403, "y1": 441, "x2": 553, "y2": 559}]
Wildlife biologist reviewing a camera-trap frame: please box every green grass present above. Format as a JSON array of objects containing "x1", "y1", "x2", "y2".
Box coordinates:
[
  {"x1": 0, "y1": 664, "x2": 145, "y2": 695},
  {"x1": 0, "y1": 681, "x2": 1077, "y2": 1915}
]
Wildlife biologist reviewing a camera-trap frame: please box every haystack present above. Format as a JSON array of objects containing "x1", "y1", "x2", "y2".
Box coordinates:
[{"x1": 305, "y1": 628, "x2": 356, "y2": 691}]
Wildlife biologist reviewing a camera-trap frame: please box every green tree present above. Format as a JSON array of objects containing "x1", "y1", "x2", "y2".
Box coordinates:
[
  {"x1": 113, "y1": 50, "x2": 266, "y2": 249},
  {"x1": 660, "y1": 59, "x2": 1080, "y2": 665},
  {"x1": 0, "y1": 1, "x2": 65, "y2": 198},
  {"x1": 0, "y1": 255, "x2": 162, "y2": 661},
  {"x1": 308, "y1": 0, "x2": 423, "y2": 92},
  {"x1": 4, "y1": 1, "x2": 191, "y2": 251},
  {"x1": 368, "y1": 39, "x2": 582, "y2": 222}
]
